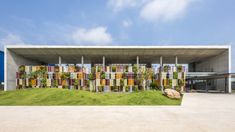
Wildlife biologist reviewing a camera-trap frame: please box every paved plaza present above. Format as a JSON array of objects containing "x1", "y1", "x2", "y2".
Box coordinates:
[{"x1": 0, "y1": 93, "x2": 235, "y2": 132}]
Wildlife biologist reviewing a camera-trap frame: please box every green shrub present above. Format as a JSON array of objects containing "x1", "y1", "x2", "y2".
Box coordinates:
[
  {"x1": 123, "y1": 72, "x2": 127, "y2": 79},
  {"x1": 178, "y1": 79, "x2": 183, "y2": 87},
  {"x1": 133, "y1": 85, "x2": 139, "y2": 92},
  {"x1": 133, "y1": 65, "x2": 138, "y2": 73},
  {"x1": 125, "y1": 66, "x2": 128, "y2": 72},
  {"x1": 54, "y1": 80, "x2": 58, "y2": 88},
  {"x1": 173, "y1": 72, "x2": 178, "y2": 79},
  {"x1": 113, "y1": 86, "x2": 118, "y2": 92},
  {"x1": 175, "y1": 86, "x2": 181, "y2": 92},
  {"x1": 19, "y1": 65, "x2": 25, "y2": 72},
  {"x1": 150, "y1": 82, "x2": 160, "y2": 90},
  {"x1": 74, "y1": 79, "x2": 78, "y2": 86},
  {"x1": 98, "y1": 86, "x2": 103, "y2": 92},
  {"x1": 88, "y1": 73, "x2": 95, "y2": 80},
  {"x1": 164, "y1": 65, "x2": 170, "y2": 72},
  {"x1": 169, "y1": 79, "x2": 172, "y2": 87},
  {"x1": 61, "y1": 72, "x2": 70, "y2": 80},
  {"x1": 63, "y1": 85, "x2": 69, "y2": 89},
  {"x1": 177, "y1": 65, "x2": 182, "y2": 72},
  {"x1": 120, "y1": 79, "x2": 124, "y2": 86},
  {"x1": 97, "y1": 66, "x2": 101, "y2": 72},
  {"x1": 112, "y1": 66, "x2": 116, "y2": 72},
  {"x1": 91, "y1": 67, "x2": 96, "y2": 73},
  {"x1": 41, "y1": 78, "x2": 46, "y2": 88},
  {"x1": 101, "y1": 71, "x2": 105, "y2": 79},
  {"x1": 20, "y1": 74, "x2": 26, "y2": 79},
  {"x1": 125, "y1": 86, "x2": 129, "y2": 92}
]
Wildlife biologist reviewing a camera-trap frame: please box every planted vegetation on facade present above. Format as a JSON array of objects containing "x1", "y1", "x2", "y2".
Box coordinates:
[{"x1": 16, "y1": 64, "x2": 186, "y2": 92}]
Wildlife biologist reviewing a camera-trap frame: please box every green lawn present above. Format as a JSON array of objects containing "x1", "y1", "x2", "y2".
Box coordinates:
[{"x1": 0, "y1": 88, "x2": 182, "y2": 105}]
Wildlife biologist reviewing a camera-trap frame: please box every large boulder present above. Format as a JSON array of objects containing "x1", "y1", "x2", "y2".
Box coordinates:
[{"x1": 164, "y1": 89, "x2": 181, "y2": 99}]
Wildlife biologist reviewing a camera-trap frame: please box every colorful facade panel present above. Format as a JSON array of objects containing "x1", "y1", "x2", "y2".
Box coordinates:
[{"x1": 16, "y1": 64, "x2": 186, "y2": 92}]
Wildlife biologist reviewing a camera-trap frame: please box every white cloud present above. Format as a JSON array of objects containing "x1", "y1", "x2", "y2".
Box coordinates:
[
  {"x1": 140, "y1": 0, "x2": 194, "y2": 22},
  {"x1": 107, "y1": 0, "x2": 139, "y2": 12},
  {"x1": 122, "y1": 19, "x2": 133, "y2": 28},
  {"x1": 71, "y1": 27, "x2": 113, "y2": 45},
  {"x1": 107, "y1": 0, "x2": 197, "y2": 22},
  {"x1": 0, "y1": 33, "x2": 25, "y2": 51}
]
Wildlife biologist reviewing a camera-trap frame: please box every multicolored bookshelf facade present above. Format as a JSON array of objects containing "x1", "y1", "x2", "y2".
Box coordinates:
[
  {"x1": 16, "y1": 64, "x2": 186, "y2": 92},
  {"x1": 5, "y1": 45, "x2": 231, "y2": 93}
]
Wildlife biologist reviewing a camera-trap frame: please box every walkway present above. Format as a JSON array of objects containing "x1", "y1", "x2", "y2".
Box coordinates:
[{"x1": 0, "y1": 93, "x2": 235, "y2": 132}]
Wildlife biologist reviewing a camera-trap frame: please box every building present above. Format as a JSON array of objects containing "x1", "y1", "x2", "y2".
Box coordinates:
[{"x1": 4, "y1": 45, "x2": 233, "y2": 93}]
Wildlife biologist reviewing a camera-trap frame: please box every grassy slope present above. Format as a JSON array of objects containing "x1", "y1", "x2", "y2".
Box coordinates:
[{"x1": 0, "y1": 88, "x2": 182, "y2": 105}]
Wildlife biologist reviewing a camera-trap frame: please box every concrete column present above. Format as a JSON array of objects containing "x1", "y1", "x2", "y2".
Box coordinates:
[
  {"x1": 102, "y1": 56, "x2": 105, "y2": 68},
  {"x1": 136, "y1": 56, "x2": 139, "y2": 72},
  {"x1": 59, "y1": 56, "x2": 61, "y2": 66},
  {"x1": 175, "y1": 56, "x2": 178, "y2": 66},
  {"x1": 225, "y1": 77, "x2": 228, "y2": 93},
  {"x1": 81, "y1": 56, "x2": 84, "y2": 67},
  {"x1": 228, "y1": 74, "x2": 231, "y2": 93},
  {"x1": 228, "y1": 45, "x2": 231, "y2": 93},
  {"x1": 80, "y1": 56, "x2": 85, "y2": 90},
  {"x1": 205, "y1": 79, "x2": 208, "y2": 92},
  {"x1": 190, "y1": 80, "x2": 194, "y2": 91},
  {"x1": 160, "y1": 56, "x2": 163, "y2": 92}
]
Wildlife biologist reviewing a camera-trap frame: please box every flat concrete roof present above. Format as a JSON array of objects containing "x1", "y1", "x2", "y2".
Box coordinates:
[{"x1": 6, "y1": 45, "x2": 230, "y2": 64}]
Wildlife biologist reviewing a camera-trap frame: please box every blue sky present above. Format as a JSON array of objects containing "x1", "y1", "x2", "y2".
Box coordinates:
[{"x1": 0, "y1": 0, "x2": 234, "y2": 71}]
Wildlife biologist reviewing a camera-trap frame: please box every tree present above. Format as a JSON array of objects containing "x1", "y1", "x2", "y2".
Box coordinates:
[
  {"x1": 101, "y1": 71, "x2": 105, "y2": 79},
  {"x1": 37, "y1": 67, "x2": 47, "y2": 88},
  {"x1": 146, "y1": 68, "x2": 154, "y2": 90},
  {"x1": 133, "y1": 65, "x2": 138, "y2": 73},
  {"x1": 140, "y1": 70, "x2": 147, "y2": 91},
  {"x1": 61, "y1": 72, "x2": 70, "y2": 88},
  {"x1": 27, "y1": 71, "x2": 37, "y2": 79},
  {"x1": 74, "y1": 79, "x2": 79, "y2": 89},
  {"x1": 54, "y1": 79, "x2": 58, "y2": 88},
  {"x1": 61, "y1": 72, "x2": 70, "y2": 80},
  {"x1": 88, "y1": 73, "x2": 95, "y2": 92},
  {"x1": 88, "y1": 73, "x2": 94, "y2": 80},
  {"x1": 120, "y1": 78, "x2": 125, "y2": 92}
]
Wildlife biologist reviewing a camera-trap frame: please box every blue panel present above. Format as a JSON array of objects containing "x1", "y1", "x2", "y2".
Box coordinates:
[
  {"x1": 0, "y1": 51, "x2": 4, "y2": 82},
  {"x1": 48, "y1": 64, "x2": 55, "y2": 66}
]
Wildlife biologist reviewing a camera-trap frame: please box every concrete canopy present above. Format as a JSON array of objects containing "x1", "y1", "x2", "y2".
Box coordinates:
[
  {"x1": 6, "y1": 45, "x2": 229, "y2": 64},
  {"x1": 5, "y1": 45, "x2": 232, "y2": 92}
]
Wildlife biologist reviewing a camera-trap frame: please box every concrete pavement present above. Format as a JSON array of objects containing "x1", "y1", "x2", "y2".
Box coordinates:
[{"x1": 0, "y1": 93, "x2": 235, "y2": 132}]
